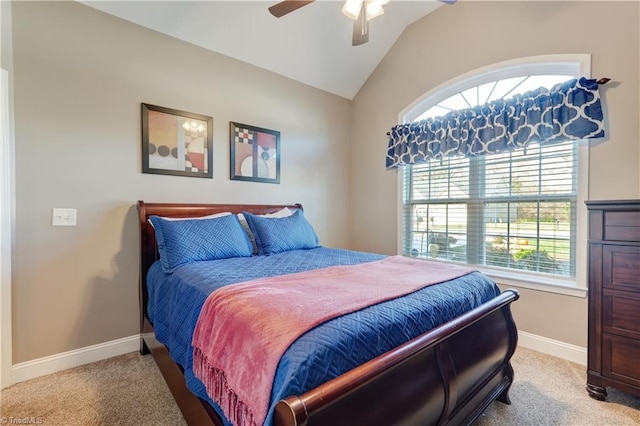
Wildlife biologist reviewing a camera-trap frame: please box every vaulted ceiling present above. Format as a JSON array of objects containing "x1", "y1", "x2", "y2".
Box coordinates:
[{"x1": 82, "y1": 1, "x2": 445, "y2": 99}]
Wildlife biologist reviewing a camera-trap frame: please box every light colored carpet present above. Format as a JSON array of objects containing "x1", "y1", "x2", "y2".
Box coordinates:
[
  {"x1": 0, "y1": 352, "x2": 186, "y2": 426},
  {"x1": 1, "y1": 347, "x2": 639, "y2": 425},
  {"x1": 475, "y1": 347, "x2": 640, "y2": 426}
]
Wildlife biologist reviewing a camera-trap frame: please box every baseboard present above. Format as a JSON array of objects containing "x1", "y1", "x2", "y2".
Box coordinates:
[
  {"x1": 11, "y1": 335, "x2": 140, "y2": 385},
  {"x1": 518, "y1": 331, "x2": 587, "y2": 366},
  {"x1": 9, "y1": 331, "x2": 585, "y2": 385}
]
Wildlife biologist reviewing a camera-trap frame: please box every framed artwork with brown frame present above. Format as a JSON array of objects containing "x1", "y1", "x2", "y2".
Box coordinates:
[
  {"x1": 141, "y1": 103, "x2": 213, "y2": 178},
  {"x1": 230, "y1": 121, "x2": 280, "y2": 184}
]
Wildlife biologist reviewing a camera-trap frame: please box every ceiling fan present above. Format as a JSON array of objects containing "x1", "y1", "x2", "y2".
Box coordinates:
[{"x1": 268, "y1": 0, "x2": 457, "y2": 46}]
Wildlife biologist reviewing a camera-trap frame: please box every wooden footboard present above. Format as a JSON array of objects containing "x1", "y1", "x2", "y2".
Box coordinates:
[
  {"x1": 273, "y1": 289, "x2": 519, "y2": 426},
  {"x1": 137, "y1": 201, "x2": 519, "y2": 426}
]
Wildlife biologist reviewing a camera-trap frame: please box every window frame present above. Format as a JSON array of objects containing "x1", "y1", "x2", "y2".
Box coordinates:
[{"x1": 396, "y1": 54, "x2": 591, "y2": 298}]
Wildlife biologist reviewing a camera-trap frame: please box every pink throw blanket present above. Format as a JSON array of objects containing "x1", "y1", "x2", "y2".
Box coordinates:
[{"x1": 192, "y1": 256, "x2": 474, "y2": 426}]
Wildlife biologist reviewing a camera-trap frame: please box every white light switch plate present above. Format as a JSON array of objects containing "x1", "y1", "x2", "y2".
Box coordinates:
[{"x1": 52, "y1": 208, "x2": 77, "y2": 226}]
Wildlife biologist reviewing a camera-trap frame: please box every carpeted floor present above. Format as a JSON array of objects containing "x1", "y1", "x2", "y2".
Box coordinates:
[
  {"x1": 474, "y1": 347, "x2": 640, "y2": 425},
  {"x1": 0, "y1": 352, "x2": 186, "y2": 426},
  {"x1": 1, "y1": 346, "x2": 639, "y2": 425}
]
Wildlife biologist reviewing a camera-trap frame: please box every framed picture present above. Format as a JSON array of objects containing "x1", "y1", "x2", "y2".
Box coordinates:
[
  {"x1": 230, "y1": 121, "x2": 280, "y2": 184},
  {"x1": 141, "y1": 103, "x2": 213, "y2": 178}
]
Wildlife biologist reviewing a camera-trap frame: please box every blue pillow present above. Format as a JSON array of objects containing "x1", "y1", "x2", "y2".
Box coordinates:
[
  {"x1": 243, "y1": 209, "x2": 320, "y2": 255},
  {"x1": 149, "y1": 214, "x2": 253, "y2": 273}
]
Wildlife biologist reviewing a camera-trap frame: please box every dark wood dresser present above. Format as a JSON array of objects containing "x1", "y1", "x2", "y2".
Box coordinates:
[{"x1": 586, "y1": 200, "x2": 640, "y2": 400}]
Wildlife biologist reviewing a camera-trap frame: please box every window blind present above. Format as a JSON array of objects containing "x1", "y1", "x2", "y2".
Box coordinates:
[{"x1": 402, "y1": 141, "x2": 577, "y2": 277}]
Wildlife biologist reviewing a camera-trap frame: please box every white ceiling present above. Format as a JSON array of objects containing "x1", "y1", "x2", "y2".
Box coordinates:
[{"x1": 81, "y1": 1, "x2": 445, "y2": 99}]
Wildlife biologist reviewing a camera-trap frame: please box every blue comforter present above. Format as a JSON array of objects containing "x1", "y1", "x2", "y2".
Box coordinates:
[{"x1": 147, "y1": 247, "x2": 500, "y2": 426}]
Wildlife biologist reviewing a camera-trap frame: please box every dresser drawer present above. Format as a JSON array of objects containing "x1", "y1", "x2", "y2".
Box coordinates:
[
  {"x1": 604, "y1": 211, "x2": 640, "y2": 242},
  {"x1": 603, "y1": 289, "x2": 640, "y2": 340},
  {"x1": 602, "y1": 334, "x2": 640, "y2": 387},
  {"x1": 603, "y1": 245, "x2": 640, "y2": 293}
]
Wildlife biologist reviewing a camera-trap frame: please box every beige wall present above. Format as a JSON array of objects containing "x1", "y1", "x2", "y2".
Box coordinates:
[
  {"x1": 350, "y1": 1, "x2": 640, "y2": 347},
  {"x1": 11, "y1": 2, "x2": 352, "y2": 363}
]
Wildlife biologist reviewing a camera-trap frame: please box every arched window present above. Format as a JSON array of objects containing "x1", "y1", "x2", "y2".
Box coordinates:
[{"x1": 399, "y1": 55, "x2": 590, "y2": 292}]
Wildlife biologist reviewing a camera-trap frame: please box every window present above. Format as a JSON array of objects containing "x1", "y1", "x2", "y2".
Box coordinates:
[{"x1": 400, "y1": 56, "x2": 590, "y2": 289}]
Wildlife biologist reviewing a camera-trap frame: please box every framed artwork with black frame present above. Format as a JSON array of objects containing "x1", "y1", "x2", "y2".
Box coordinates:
[
  {"x1": 230, "y1": 121, "x2": 281, "y2": 184},
  {"x1": 141, "y1": 103, "x2": 213, "y2": 178}
]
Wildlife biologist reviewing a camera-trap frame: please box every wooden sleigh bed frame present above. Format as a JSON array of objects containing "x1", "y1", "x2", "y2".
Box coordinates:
[{"x1": 137, "y1": 201, "x2": 520, "y2": 426}]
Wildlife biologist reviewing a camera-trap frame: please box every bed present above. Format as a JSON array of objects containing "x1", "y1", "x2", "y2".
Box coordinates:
[{"x1": 137, "y1": 200, "x2": 520, "y2": 426}]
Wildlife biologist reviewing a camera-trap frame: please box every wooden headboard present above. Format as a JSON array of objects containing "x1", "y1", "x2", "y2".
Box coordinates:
[{"x1": 137, "y1": 200, "x2": 303, "y2": 321}]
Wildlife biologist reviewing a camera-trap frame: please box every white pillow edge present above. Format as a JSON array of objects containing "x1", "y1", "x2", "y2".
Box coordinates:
[{"x1": 148, "y1": 211, "x2": 232, "y2": 228}]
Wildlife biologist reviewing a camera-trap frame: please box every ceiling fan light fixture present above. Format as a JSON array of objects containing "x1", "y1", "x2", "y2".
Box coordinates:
[
  {"x1": 365, "y1": 0, "x2": 384, "y2": 20},
  {"x1": 342, "y1": 0, "x2": 363, "y2": 20}
]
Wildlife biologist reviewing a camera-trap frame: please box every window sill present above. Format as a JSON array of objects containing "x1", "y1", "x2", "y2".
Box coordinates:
[
  {"x1": 478, "y1": 266, "x2": 587, "y2": 298},
  {"x1": 403, "y1": 255, "x2": 588, "y2": 298}
]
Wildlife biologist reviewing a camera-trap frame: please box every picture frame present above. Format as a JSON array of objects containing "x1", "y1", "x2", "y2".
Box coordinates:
[
  {"x1": 141, "y1": 103, "x2": 213, "y2": 178},
  {"x1": 230, "y1": 121, "x2": 281, "y2": 184}
]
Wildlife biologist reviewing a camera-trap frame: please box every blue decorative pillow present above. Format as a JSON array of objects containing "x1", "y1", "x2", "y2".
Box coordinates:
[
  {"x1": 243, "y1": 209, "x2": 320, "y2": 255},
  {"x1": 149, "y1": 214, "x2": 253, "y2": 273}
]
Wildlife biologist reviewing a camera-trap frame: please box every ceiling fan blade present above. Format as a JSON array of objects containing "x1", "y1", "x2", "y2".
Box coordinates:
[
  {"x1": 352, "y1": 3, "x2": 369, "y2": 46},
  {"x1": 268, "y1": 0, "x2": 315, "y2": 18}
]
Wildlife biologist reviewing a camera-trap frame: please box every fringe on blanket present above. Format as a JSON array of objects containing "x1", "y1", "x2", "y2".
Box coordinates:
[{"x1": 193, "y1": 348, "x2": 258, "y2": 426}]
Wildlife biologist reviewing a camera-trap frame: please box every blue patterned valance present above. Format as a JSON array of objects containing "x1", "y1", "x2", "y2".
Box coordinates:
[{"x1": 386, "y1": 77, "x2": 605, "y2": 168}]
